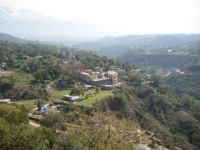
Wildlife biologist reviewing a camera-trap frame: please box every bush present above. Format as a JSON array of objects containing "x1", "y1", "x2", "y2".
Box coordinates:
[
  {"x1": 119, "y1": 92, "x2": 127, "y2": 106},
  {"x1": 70, "y1": 88, "x2": 84, "y2": 96},
  {"x1": 40, "y1": 113, "x2": 64, "y2": 129},
  {"x1": 85, "y1": 94, "x2": 89, "y2": 99},
  {"x1": 22, "y1": 90, "x2": 40, "y2": 99},
  {"x1": 0, "y1": 104, "x2": 29, "y2": 124}
]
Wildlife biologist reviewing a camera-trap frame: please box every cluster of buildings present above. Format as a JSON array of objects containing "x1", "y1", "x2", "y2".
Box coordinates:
[
  {"x1": 61, "y1": 67, "x2": 118, "y2": 103},
  {"x1": 79, "y1": 67, "x2": 118, "y2": 86}
]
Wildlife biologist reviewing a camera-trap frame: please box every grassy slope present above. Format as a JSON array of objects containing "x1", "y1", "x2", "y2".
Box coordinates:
[
  {"x1": 14, "y1": 89, "x2": 113, "y2": 109},
  {"x1": 50, "y1": 89, "x2": 113, "y2": 107},
  {"x1": 13, "y1": 99, "x2": 38, "y2": 110},
  {"x1": 78, "y1": 90, "x2": 113, "y2": 107},
  {"x1": 50, "y1": 90, "x2": 71, "y2": 100}
]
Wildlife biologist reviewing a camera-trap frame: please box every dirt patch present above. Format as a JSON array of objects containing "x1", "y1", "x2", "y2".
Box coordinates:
[{"x1": 0, "y1": 69, "x2": 13, "y2": 76}]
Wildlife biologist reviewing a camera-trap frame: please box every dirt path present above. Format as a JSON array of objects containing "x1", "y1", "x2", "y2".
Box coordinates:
[
  {"x1": 29, "y1": 120, "x2": 41, "y2": 127},
  {"x1": 0, "y1": 69, "x2": 13, "y2": 76}
]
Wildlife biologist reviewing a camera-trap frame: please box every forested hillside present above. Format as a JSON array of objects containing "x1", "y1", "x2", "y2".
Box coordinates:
[
  {"x1": 0, "y1": 40, "x2": 136, "y2": 100},
  {"x1": 117, "y1": 52, "x2": 187, "y2": 68},
  {"x1": 0, "y1": 33, "x2": 25, "y2": 43},
  {"x1": 74, "y1": 34, "x2": 200, "y2": 57},
  {"x1": 0, "y1": 35, "x2": 200, "y2": 150},
  {"x1": 166, "y1": 73, "x2": 200, "y2": 121},
  {"x1": 0, "y1": 39, "x2": 157, "y2": 149},
  {"x1": 97, "y1": 78, "x2": 200, "y2": 150},
  {"x1": 0, "y1": 40, "x2": 69, "y2": 99}
]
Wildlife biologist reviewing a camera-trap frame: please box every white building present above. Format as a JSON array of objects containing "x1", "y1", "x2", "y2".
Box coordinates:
[
  {"x1": 63, "y1": 95, "x2": 81, "y2": 103},
  {"x1": 0, "y1": 99, "x2": 11, "y2": 104}
]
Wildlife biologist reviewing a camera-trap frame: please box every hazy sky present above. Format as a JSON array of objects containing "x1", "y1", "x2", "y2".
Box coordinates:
[{"x1": 0, "y1": 0, "x2": 200, "y2": 35}]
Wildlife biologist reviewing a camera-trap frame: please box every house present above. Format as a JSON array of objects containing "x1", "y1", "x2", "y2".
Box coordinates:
[
  {"x1": 168, "y1": 49, "x2": 172, "y2": 53},
  {"x1": 102, "y1": 85, "x2": 114, "y2": 91},
  {"x1": 91, "y1": 78, "x2": 112, "y2": 86},
  {"x1": 108, "y1": 71, "x2": 118, "y2": 84},
  {"x1": 58, "y1": 80, "x2": 68, "y2": 86},
  {"x1": 0, "y1": 99, "x2": 11, "y2": 104},
  {"x1": 1, "y1": 62, "x2": 7, "y2": 69},
  {"x1": 143, "y1": 74, "x2": 151, "y2": 82},
  {"x1": 79, "y1": 72, "x2": 91, "y2": 84},
  {"x1": 63, "y1": 95, "x2": 81, "y2": 103},
  {"x1": 84, "y1": 84, "x2": 95, "y2": 89},
  {"x1": 35, "y1": 56, "x2": 43, "y2": 60},
  {"x1": 57, "y1": 79, "x2": 74, "y2": 89},
  {"x1": 146, "y1": 74, "x2": 151, "y2": 80}
]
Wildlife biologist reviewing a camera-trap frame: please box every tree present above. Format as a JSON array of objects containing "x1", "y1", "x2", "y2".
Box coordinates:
[
  {"x1": 70, "y1": 88, "x2": 84, "y2": 96},
  {"x1": 61, "y1": 60, "x2": 84, "y2": 87},
  {"x1": 33, "y1": 69, "x2": 50, "y2": 82},
  {"x1": 151, "y1": 75, "x2": 161, "y2": 86},
  {"x1": 96, "y1": 87, "x2": 101, "y2": 93},
  {"x1": 40, "y1": 113, "x2": 65, "y2": 129},
  {"x1": 119, "y1": 92, "x2": 128, "y2": 106},
  {"x1": 34, "y1": 99, "x2": 44, "y2": 111},
  {"x1": 47, "y1": 65, "x2": 61, "y2": 79},
  {"x1": 7, "y1": 75, "x2": 17, "y2": 84},
  {"x1": 74, "y1": 54, "x2": 80, "y2": 61}
]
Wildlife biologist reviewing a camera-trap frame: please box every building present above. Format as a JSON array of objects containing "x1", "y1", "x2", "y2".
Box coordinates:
[
  {"x1": 57, "y1": 79, "x2": 74, "y2": 89},
  {"x1": 108, "y1": 71, "x2": 118, "y2": 84},
  {"x1": 102, "y1": 85, "x2": 114, "y2": 91},
  {"x1": 143, "y1": 74, "x2": 151, "y2": 82},
  {"x1": 79, "y1": 72, "x2": 92, "y2": 84},
  {"x1": 1, "y1": 62, "x2": 6, "y2": 68},
  {"x1": 79, "y1": 67, "x2": 118, "y2": 86},
  {"x1": 84, "y1": 84, "x2": 95, "y2": 89},
  {"x1": 0, "y1": 99, "x2": 11, "y2": 104},
  {"x1": 168, "y1": 49, "x2": 172, "y2": 53},
  {"x1": 63, "y1": 95, "x2": 81, "y2": 103},
  {"x1": 91, "y1": 78, "x2": 112, "y2": 86}
]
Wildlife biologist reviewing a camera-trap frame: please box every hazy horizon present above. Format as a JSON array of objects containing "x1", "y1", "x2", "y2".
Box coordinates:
[{"x1": 0, "y1": 0, "x2": 200, "y2": 39}]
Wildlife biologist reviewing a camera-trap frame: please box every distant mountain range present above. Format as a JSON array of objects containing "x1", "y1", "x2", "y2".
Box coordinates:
[
  {"x1": 0, "y1": 33, "x2": 24, "y2": 42},
  {"x1": 1, "y1": 32, "x2": 200, "y2": 58},
  {"x1": 74, "y1": 34, "x2": 200, "y2": 57},
  {"x1": 0, "y1": 7, "x2": 54, "y2": 21},
  {"x1": 0, "y1": 33, "x2": 57, "y2": 45},
  {"x1": 0, "y1": 7, "x2": 114, "y2": 43},
  {"x1": 1, "y1": 7, "x2": 200, "y2": 50}
]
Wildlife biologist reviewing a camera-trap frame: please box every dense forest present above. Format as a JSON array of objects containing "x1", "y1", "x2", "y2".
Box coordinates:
[
  {"x1": 74, "y1": 34, "x2": 200, "y2": 57},
  {"x1": 0, "y1": 34, "x2": 200, "y2": 150},
  {"x1": 106, "y1": 79, "x2": 200, "y2": 149}
]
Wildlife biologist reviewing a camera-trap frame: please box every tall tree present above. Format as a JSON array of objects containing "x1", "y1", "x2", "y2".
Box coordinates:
[
  {"x1": 34, "y1": 99, "x2": 44, "y2": 111},
  {"x1": 61, "y1": 60, "x2": 84, "y2": 87}
]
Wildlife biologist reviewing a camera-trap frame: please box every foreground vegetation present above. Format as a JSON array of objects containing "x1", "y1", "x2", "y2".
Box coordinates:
[{"x1": 0, "y1": 103, "x2": 151, "y2": 150}]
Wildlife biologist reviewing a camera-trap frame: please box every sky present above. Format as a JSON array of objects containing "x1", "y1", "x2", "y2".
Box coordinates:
[{"x1": 0, "y1": 0, "x2": 200, "y2": 35}]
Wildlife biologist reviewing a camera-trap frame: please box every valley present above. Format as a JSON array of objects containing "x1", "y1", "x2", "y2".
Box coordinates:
[
  {"x1": 0, "y1": 0, "x2": 200, "y2": 149},
  {"x1": 0, "y1": 33, "x2": 200, "y2": 150}
]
